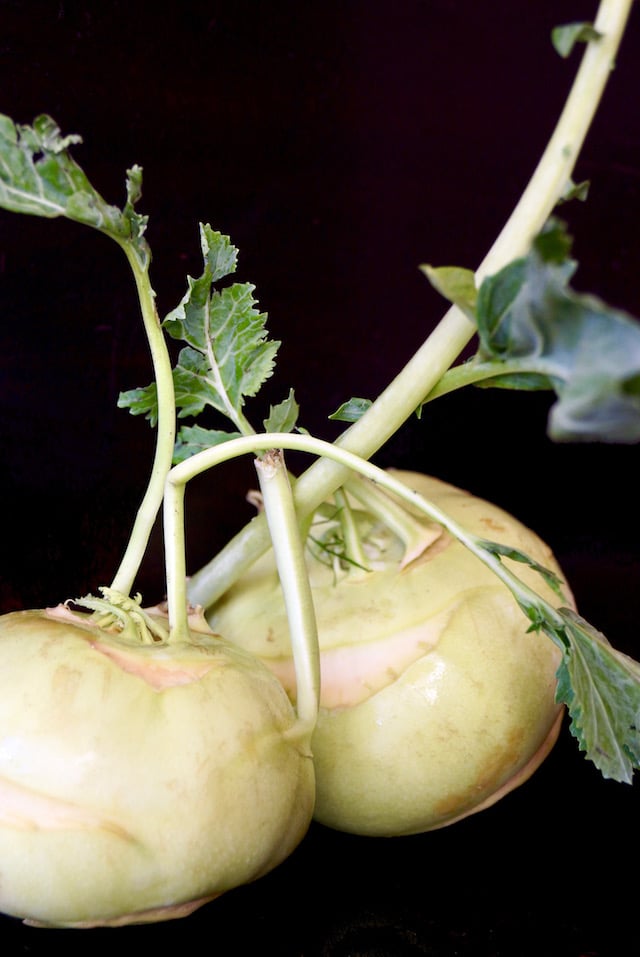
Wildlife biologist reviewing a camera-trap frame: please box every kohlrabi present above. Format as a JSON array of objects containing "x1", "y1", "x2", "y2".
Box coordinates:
[
  {"x1": 151, "y1": 0, "x2": 640, "y2": 833},
  {"x1": 0, "y1": 117, "x2": 317, "y2": 927},
  {"x1": 0, "y1": 0, "x2": 639, "y2": 929},
  {"x1": 208, "y1": 466, "x2": 569, "y2": 836},
  {"x1": 0, "y1": 604, "x2": 314, "y2": 928}
]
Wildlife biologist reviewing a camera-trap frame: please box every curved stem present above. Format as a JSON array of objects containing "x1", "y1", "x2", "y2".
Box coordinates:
[
  {"x1": 186, "y1": 0, "x2": 633, "y2": 610},
  {"x1": 166, "y1": 431, "x2": 565, "y2": 632},
  {"x1": 108, "y1": 244, "x2": 176, "y2": 596}
]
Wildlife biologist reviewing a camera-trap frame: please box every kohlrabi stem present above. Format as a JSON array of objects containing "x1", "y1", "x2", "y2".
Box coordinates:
[
  {"x1": 255, "y1": 451, "x2": 320, "y2": 730},
  {"x1": 108, "y1": 244, "x2": 176, "y2": 597},
  {"x1": 332, "y1": 487, "x2": 370, "y2": 572},
  {"x1": 186, "y1": 0, "x2": 633, "y2": 610},
  {"x1": 164, "y1": 444, "x2": 319, "y2": 731},
  {"x1": 344, "y1": 474, "x2": 442, "y2": 567},
  {"x1": 424, "y1": 358, "x2": 559, "y2": 403},
  {"x1": 168, "y1": 432, "x2": 567, "y2": 638}
]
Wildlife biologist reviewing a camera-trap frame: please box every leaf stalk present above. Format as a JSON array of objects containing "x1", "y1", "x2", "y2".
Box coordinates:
[
  {"x1": 108, "y1": 244, "x2": 176, "y2": 597},
  {"x1": 186, "y1": 0, "x2": 633, "y2": 611}
]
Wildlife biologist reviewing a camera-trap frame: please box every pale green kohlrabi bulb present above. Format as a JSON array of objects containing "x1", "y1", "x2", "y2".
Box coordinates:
[
  {"x1": 209, "y1": 470, "x2": 568, "y2": 837},
  {"x1": 0, "y1": 606, "x2": 315, "y2": 927}
]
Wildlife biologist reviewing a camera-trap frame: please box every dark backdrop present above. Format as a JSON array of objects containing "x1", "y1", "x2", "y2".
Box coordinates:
[{"x1": 0, "y1": 2, "x2": 638, "y2": 954}]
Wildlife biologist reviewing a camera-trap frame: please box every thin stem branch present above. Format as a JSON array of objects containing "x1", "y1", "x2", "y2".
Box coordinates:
[
  {"x1": 332, "y1": 487, "x2": 370, "y2": 573},
  {"x1": 186, "y1": 0, "x2": 633, "y2": 610},
  {"x1": 108, "y1": 245, "x2": 176, "y2": 597},
  {"x1": 255, "y1": 452, "x2": 320, "y2": 731}
]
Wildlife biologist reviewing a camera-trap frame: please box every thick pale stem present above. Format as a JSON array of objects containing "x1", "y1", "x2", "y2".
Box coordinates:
[
  {"x1": 109, "y1": 246, "x2": 176, "y2": 597},
  {"x1": 255, "y1": 452, "x2": 320, "y2": 731},
  {"x1": 164, "y1": 444, "x2": 320, "y2": 729},
  {"x1": 164, "y1": 478, "x2": 189, "y2": 642},
  {"x1": 186, "y1": 0, "x2": 633, "y2": 610}
]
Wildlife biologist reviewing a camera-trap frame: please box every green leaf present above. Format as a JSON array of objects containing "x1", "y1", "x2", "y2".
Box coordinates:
[
  {"x1": 169, "y1": 281, "x2": 278, "y2": 424},
  {"x1": 122, "y1": 165, "x2": 150, "y2": 268},
  {"x1": 481, "y1": 540, "x2": 567, "y2": 601},
  {"x1": 263, "y1": 388, "x2": 299, "y2": 433},
  {"x1": 552, "y1": 608, "x2": 640, "y2": 783},
  {"x1": 420, "y1": 265, "x2": 478, "y2": 319},
  {"x1": 172, "y1": 425, "x2": 242, "y2": 464},
  {"x1": 557, "y1": 177, "x2": 590, "y2": 205},
  {"x1": 117, "y1": 383, "x2": 159, "y2": 426},
  {"x1": 126, "y1": 225, "x2": 280, "y2": 438},
  {"x1": 552, "y1": 22, "x2": 602, "y2": 58},
  {"x1": 198, "y1": 224, "x2": 238, "y2": 283},
  {"x1": 474, "y1": 219, "x2": 640, "y2": 443},
  {"x1": 482, "y1": 547, "x2": 640, "y2": 784},
  {"x1": 328, "y1": 397, "x2": 372, "y2": 423},
  {"x1": 0, "y1": 113, "x2": 149, "y2": 267}
]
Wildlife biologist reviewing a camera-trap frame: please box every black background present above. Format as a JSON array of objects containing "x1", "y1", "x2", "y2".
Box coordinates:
[{"x1": 0, "y1": 1, "x2": 639, "y2": 954}]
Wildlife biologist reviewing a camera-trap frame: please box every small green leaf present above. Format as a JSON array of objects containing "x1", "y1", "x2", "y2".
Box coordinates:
[
  {"x1": 199, "y1": 224, "x2": 238, "y2": 284},
  {"x1": 263, "y1": 388, "x2": 299, "y2": 433},
  {"x1": 553, "y1": 608, "x2": 640, "y2": 783},
  {"x1": 552, "y1": 22, "x2": 603, "y2": 58},
  {"x1": 420, "y1": 265, "x2": 477, "y2": 319},
  {"x1": 482, "y1": 540, "x2": 567, "y2": 601},
  {"x1": 329, "y1": 397, "x2": 372, "y2": 423},
  {"x1": 533, "y1": 218, "x2": 576, "y2": 265},
  {"x1": 172, "y1": 425, "x2": 242, "y2": 464},
  {"x1": 117, "y1": 383, "x2": 159, "y2": 426},
  {"x1": 557, "y1": 178, "x2": 590, "y2": 205},
  {"x1": 123, "y1": 165, "x2": 150, "y2": 269}
]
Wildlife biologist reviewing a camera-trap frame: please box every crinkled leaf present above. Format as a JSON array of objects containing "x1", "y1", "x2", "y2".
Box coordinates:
[
  {"x1": 455, "y1": 523, "x2": 640, "y2": 785},
  {"x1": 552, "y1": 21, "x2": 602, "y2": 58},
  {"x1": 263, "y1": 388, "x2": 299, "y2": 433},
  {"x1": 173, "y1": 425, "x2": 242, "y2": 464},
  {"x1": 329, "y1": 397, "x2": 372, "y2": 423},
  {"x1": 552, "y1": 608, "x2": 640, "y2": 783},
  {"x1": 474, "y1": 219, "x2": 640, "y2": 442},
  {"x1": 492, "y1": 557, "x2": 640, "y2": 784},
  {"x1": 198, "y1": 224, "x2": 238, "y2": 283},
  {"x1": 163, "y1": 227, "x2": 240, "y2": 346},
  {"x1": 167, "y1": 282, "x2": 278, "y2": 425},
  {"x1": 124, "y1": 226, "x2": 280, "y2": 437},
  {"x1": 0, "y1": 113, "x2": 149, "y2": 268},
  {"x1": 175, "y1": 347, "x2": 228, "y2": 417}
]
